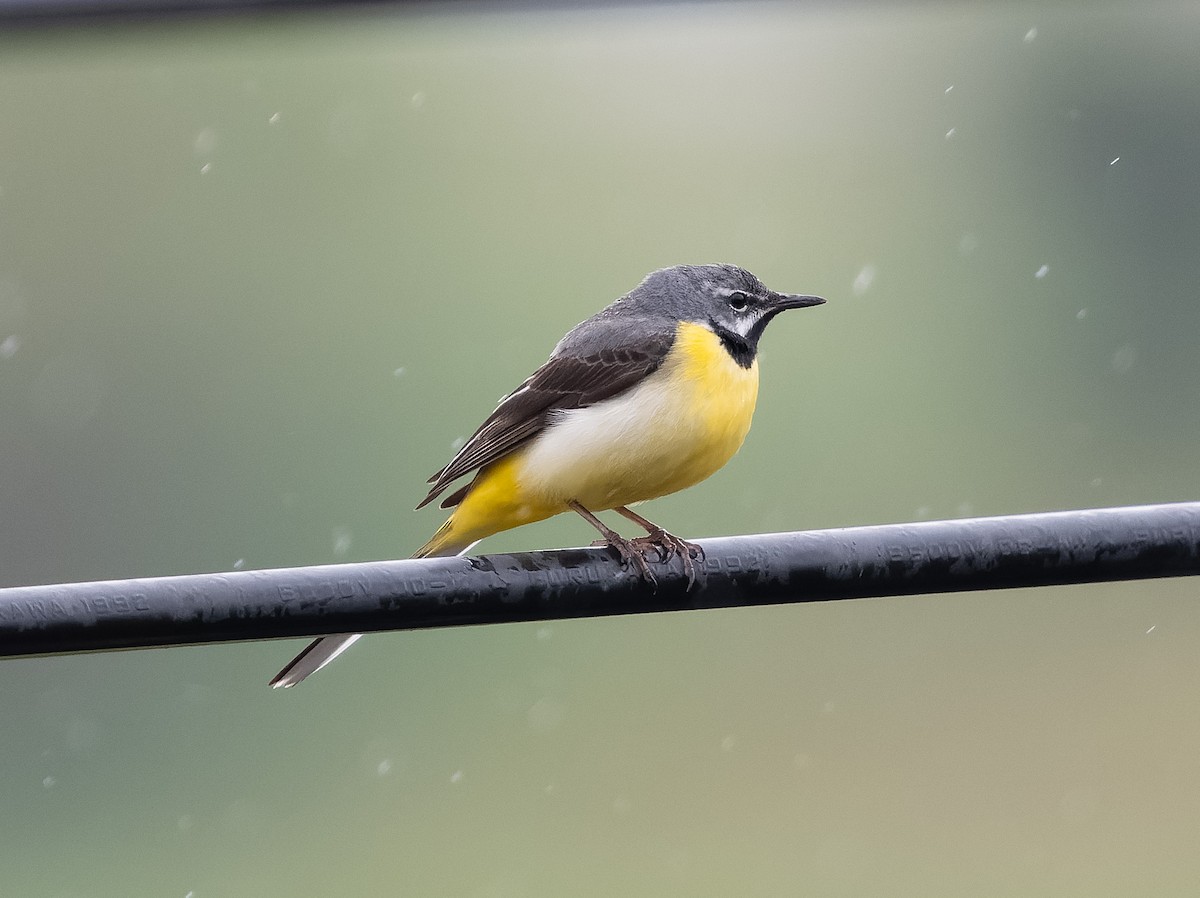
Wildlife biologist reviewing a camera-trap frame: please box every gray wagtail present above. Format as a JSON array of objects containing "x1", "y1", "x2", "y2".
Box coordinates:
[{"x1": 270, "y1": 264, "x2": 824, "y2": 687}]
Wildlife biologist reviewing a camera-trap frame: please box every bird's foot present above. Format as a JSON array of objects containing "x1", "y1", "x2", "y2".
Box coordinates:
[
  {"x1": 590, "y1": 535, "x2": 658, "y2": 587},
  {"x1": 630, "y1": 527, "x2": 704, "y2": 590}
]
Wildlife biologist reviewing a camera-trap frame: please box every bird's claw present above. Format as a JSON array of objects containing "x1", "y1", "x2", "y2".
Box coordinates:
[
  {"x1": 632, "y1": 528, "x2": 704, "y2": 590},
  {"x1": 591, "y1": 536, "x2": 658, "y2": 587},
  {"x1": 592, "y1": 528, "x2": 704, "y2": 590}
]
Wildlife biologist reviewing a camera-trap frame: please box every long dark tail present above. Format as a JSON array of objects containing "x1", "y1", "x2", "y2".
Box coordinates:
[
  {"x1": 267, "y1": 529, "x2": 477, "y2": 688},
  {"x1": 268, "y1": 633, "x2": 362, "y2": 689}
]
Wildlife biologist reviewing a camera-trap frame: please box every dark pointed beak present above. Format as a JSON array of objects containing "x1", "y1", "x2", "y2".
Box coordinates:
[
  {"x1": 769, "y1": 292, "x2": 826, "y2": 311},
  {"x1": 750, "y1": 291, "x2": 826, "y2": 342}
]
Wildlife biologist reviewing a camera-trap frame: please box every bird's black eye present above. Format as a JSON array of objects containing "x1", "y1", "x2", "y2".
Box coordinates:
[{"x1": 728, "y1": 291, "x2": 750, "y2": 311}]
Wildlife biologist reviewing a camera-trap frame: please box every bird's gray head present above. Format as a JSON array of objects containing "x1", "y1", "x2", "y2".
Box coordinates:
[{"x1": 625, "y1": 264, "x2": 825, "y2": 365}]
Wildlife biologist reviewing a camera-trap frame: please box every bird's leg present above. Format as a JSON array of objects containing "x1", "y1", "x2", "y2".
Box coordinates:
[
  {"x1": 614, "y1": 506, "x2": 704, "y2": 590},
  {"x1": 568, "y1": 500, "x2": 656, "y2": 586}
]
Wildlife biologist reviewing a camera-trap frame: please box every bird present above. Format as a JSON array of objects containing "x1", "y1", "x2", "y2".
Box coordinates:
[{"x1": 269, "y1": 264, "x2": 825, "y2": 687}]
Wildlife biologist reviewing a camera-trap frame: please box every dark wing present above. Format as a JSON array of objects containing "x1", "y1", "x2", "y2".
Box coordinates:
[{"x1": 417, "y1": 326, "x2": 675, "y2": 510}]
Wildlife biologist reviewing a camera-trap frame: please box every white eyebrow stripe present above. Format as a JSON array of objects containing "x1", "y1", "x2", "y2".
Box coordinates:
[{"x1": 710, "y1": 284, "x2": 764, "y2": 300}]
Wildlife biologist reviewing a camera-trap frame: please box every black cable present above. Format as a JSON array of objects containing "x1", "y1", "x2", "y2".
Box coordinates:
[{"x1": 2, "y1": 502, "x2": 1198, "y2": 659}]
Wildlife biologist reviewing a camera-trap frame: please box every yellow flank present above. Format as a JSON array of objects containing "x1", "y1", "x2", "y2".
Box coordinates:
[
  {"x1": 414, "y1": 450, "x2": 556, "y2": 557},
  {"x1": 416, "y1": 320, "x2": 760, "y2": 555}
]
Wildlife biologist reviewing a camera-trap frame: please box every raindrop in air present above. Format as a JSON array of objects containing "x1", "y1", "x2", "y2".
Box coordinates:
[
  {"x1": 332, "y1": 526, "x2": 352, "y2": 557},
  {"x1": 1111, "y1": 344, "x2": 1136, "y2": 373},
  {"x1": 851, "y1": 265, "x2": 875, "y2": 296},
  {"x1": 193, "y1": 128, "x2": 217, "y2": 155}
]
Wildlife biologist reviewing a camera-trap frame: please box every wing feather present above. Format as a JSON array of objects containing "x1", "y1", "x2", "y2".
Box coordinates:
[{"x1": 417, "y1": 321, "x2": 674, "y2": 509}]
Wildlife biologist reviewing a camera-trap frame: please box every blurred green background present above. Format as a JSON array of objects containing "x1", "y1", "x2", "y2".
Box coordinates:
[{"x1": 2, "y1": 2, "x2": 1199, "y2": 895}]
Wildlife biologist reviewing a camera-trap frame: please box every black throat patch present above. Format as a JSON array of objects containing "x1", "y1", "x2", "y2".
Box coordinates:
[{"x1": 709, "y1": 321, "x2": 756, "y2": 369}]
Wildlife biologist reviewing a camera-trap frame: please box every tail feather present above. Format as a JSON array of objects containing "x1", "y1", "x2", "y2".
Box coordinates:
[
  {"x1": 413, "y1": 517, "x2": 479, "y2": 559},
  {"x1": 267, "y1": 521, "x2": 477, "y2": 688},
  {"x1": 269, "y1": 633, "x2": 361, "y2": 689}
]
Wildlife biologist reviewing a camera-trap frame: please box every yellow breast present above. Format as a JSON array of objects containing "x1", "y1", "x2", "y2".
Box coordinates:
[{"x1": 670, "y1": 319, "x2": 761, "y2": 450}]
